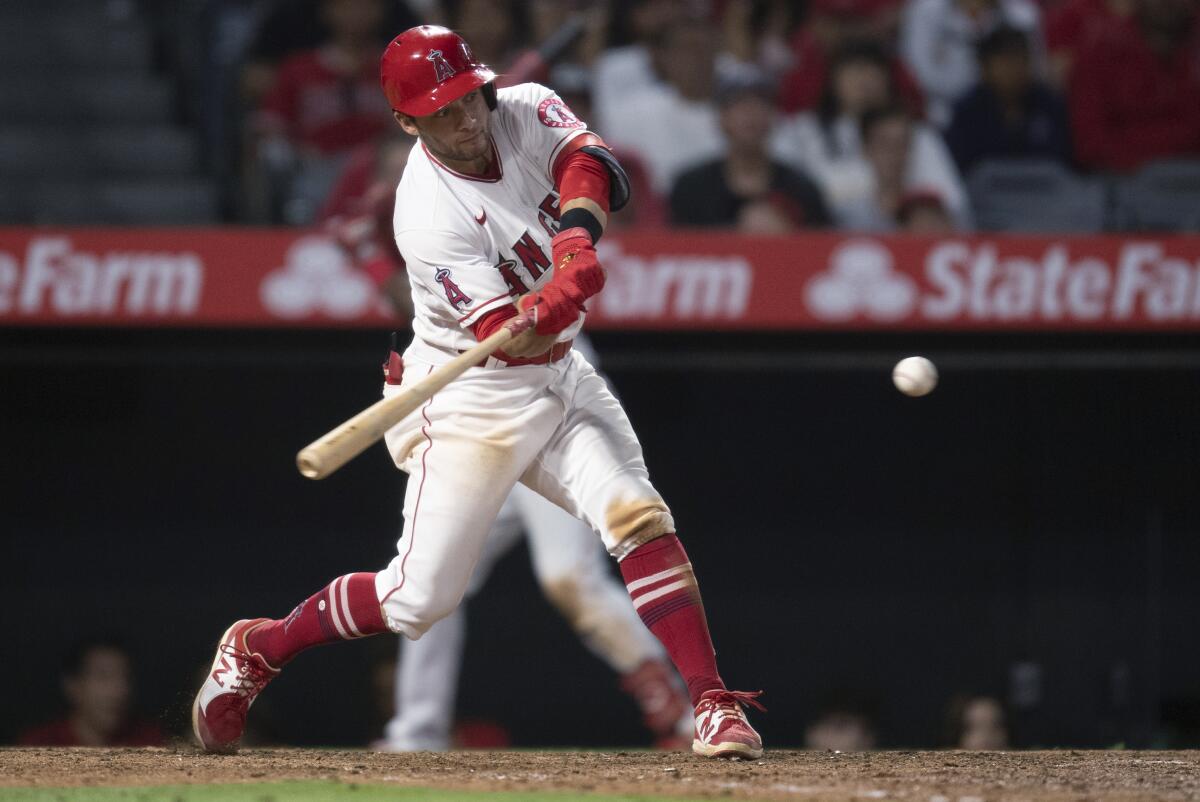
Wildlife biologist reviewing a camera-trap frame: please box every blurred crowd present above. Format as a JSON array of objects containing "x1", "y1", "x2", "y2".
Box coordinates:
[
  {"x1": 189, "y1": 0, "x2": 1200, "y2": 234},
  {"x1": 15, "y1": 636, "x2": 1018, "y2": 750}
]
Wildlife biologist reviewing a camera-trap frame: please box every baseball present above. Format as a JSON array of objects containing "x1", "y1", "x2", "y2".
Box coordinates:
[{"x1": 892, "y1": 356, "x2": 938, "y2": 397}]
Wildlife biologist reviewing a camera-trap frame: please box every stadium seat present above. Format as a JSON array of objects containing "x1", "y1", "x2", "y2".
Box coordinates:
[
  {"x1": 33, "y1": 179, "x2": 220, "y2": 225},
  {"x1": 0, "y1": 74, "x2": 173, "y2": 125},
  {"x1": 0, "y1": 127, "x2": 198, "y2": 179},
  {"x1": 1112, "y1": 159, "x2": 1200, "y2": 232},
  {"x1": 966, "y1": 159, "x2": 1108, "y2": 233},
  {"x1": 0, "y1": 9, "x2": 151, "y2": 70}
]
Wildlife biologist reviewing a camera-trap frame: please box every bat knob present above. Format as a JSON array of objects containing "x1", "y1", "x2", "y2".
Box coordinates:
[{"x1": 297, "y1": 449, "x2": 325, "y2": 480}]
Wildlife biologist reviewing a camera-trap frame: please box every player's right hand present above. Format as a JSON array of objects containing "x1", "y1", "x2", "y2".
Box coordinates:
[{"x1": 518, "y1": 283, "x2": 585, "y2": 335}]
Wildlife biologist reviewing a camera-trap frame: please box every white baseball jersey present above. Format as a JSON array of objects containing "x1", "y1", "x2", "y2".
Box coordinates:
[
  {"x1": 394, "y1": 82, "x2": 590, "y2": 355},
  {"x1": 375, "y1": 82, "x2": 674, "y2": 645}
]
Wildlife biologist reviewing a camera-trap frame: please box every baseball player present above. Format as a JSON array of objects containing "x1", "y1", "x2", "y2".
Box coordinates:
[
  {"x1": 327, "y1": 137, "x2": 695, "y2": 751},
  {"x1": 193, "y1": 25, "x2": 764, "y2": 759}
]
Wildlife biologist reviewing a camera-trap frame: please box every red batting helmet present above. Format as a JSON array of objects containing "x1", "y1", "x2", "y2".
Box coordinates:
[{"x1": 380, "y1": 25, "x2": 496, "y2": 117}]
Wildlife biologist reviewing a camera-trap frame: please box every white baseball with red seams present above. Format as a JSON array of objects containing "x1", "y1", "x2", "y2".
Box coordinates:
[{"x1": 892, "y1": 355, "x2": 939, "y2": 397}]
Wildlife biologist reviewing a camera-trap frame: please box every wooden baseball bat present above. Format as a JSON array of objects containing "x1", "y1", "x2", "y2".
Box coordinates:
[{"x1": 296, "y1": 315, "x2": 534, "y2": 480}]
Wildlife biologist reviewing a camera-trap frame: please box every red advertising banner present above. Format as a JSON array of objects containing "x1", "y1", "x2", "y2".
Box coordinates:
[{"x1": 2, "y1": 228, "x2": 1199, "y2": 330}]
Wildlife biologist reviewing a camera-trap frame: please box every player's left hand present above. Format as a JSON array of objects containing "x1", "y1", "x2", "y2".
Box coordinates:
[
  {"x1": 518, "y1": 282, "x2": 585, "y2": 335},
  {"x1": 551, "y1": 227, "x2": 605, "y2": 301}
]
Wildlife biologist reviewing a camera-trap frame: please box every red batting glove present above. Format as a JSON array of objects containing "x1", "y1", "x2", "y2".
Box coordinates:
[
  {"x1": 518, "y1": 282, "x2": 585, "y2": 335},
  {"x1": 551, "y1": 226, "x2": 606, "y2": 300}
]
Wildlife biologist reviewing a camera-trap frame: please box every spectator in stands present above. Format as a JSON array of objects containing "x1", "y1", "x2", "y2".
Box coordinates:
[
  {"x1": 1069, "y1": 0, "x2": 1200, "y2": 173},
  {"x1": 897, "y1": 189, "x2": 957, "y2": 231},
  {"x1": 444, "y1": 0, "x2": 526, "y2": 70},
  {"x1": 833, "y1": 104, "x2": 969, "y2": 229},
  {"x1": 241, "y1": 0, "x2": 417, "y2": 104},
  {"x1": 319, "y1": 132, "x2": 415, "y2": 316},
  {"x1": 19, "y1": 638, "x2": 162, "y2": 747},
  {"x1": 1044, "y1": 0, "x2": 1135, "y2": 85},
  {"x1": 254, "y1": 0, "x2": 397, "y2": 222},
  {"x1": 257, "y1": 0, "x2": 393, "y2": 157},
  {"x1": 601, "y1": 17, "x2": 726, "y2": 195},
  {"x1": 805, "y1": 693, "x2": 879, "y2": 751},
  {"x1": 719, "y1": 0, "x2": 804, "y2": 84},
  {"x1": 900, "y1": 0, "x2": 1045, "y2": 128},
  {"x1": 777, "y1": 0, "x2": 924, "y2": 115},
  {"x1": 945, "y1": 694, "x2": 1010, "y2": 749},
  {"x1": 944, "y1": 26, "x2": 1072, "y2": 175},
  {"x1": 670, "y1": 72, "x2": 831, "y2": 231},
  {"x1": 773, "y1": 43, "x2": 968, "y2": 225},
  {"x1": 591, "y1": 0, "x2": 686, "y2": 135}
]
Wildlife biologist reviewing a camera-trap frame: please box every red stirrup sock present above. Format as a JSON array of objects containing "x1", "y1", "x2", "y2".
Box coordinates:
[
  {"x1": 619, "y1": 534, "x2": 725, "y2": 705},
  {"x1": 246, "y1": 572, "x2": 386, "y2": 667}
]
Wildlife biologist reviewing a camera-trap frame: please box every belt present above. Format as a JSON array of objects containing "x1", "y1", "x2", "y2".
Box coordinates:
[{"x1": 461, "y1": 338, "x2": 574, "y2": 368}]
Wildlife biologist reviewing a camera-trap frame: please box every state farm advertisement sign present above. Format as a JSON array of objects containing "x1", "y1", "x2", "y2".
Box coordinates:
[
  {"x1": 1, "y1": 228, "x2": 1198, "y2": 330},
  {"x1": 593, "y1": 233, "x2": 1200, "y2": 330}
]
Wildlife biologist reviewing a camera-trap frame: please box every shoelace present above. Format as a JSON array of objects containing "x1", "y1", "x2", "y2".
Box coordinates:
[
  {"x1": 219, "y1": 644, "x2": 272, "y2": 699},
  {"x1": 701, "y1": 689, "x2": 767, "y2": 715}
]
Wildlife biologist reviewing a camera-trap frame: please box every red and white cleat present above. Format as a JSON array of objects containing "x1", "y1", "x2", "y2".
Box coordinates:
[
  {"x1": 192, "y1": 618, "x2": 279, "y2": 753},
  {"x1": 692, "y1": 689, "x2": 765, "y2": 760}
]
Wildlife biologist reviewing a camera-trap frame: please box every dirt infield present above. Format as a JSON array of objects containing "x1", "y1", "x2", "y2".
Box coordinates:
[{"x1": 2, "y1": 747, "x2": 1199, "y2": 801}]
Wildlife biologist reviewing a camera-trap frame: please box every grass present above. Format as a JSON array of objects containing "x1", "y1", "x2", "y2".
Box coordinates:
[{"x1": 0, "y1": 783, "x2": 704, "y2": 802}]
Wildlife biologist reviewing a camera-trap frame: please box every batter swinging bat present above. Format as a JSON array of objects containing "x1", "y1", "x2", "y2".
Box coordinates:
[{"x1": 297, "y1": 315, "x2": 534, "y2": 479}]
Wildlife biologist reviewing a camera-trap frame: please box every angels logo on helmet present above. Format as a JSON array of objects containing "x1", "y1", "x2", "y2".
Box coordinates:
[{"x1": 426, "y1": 49, "x2": 457, "y2": 83}]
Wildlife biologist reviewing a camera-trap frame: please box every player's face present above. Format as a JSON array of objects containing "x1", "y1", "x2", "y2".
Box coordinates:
[{"x1": 396, "y1": 89, "x2": 492, "y2": 169}]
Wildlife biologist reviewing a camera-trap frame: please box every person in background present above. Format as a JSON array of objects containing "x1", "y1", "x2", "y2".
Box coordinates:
[
  {"x1": 1044, "y1": 0, "x2": 1135, "y2": 85},
  {"x1": 833, "y1": 104, "x2": 969, "y2": 229},
  {"x1": 254, "y1": 0, "x2": 395, "y2": 222},
  {"x1": 945, "y1": 694, "x2": 1011, "y2": 749},
  {"x1": 944, "y1": 26, "x2": 1072, "y2": 175},
  {"x1": 896, "y1": 189, "x2": 957, "y2": 231},
  {"x1": 1069, "y1": 0, "x2": 1200, "y2": 173},
  {"x1": 805, "y1": 693, "x2": 879, "y2": 751},
  {"x1": 777, "y1": 0, "x2": 924, "y2": 116},
  {"x1": 442, "y1": 0, "x2": 526, "y2": 70},
  {"x1": 719, "y1": 0, "x2": 804, "y2": 84},
  {"x1": 670, "y1": 72, "x2": 831, "y2": 231},
  {"x1": 319, "y1": 131, "x2": 416, "y2": 315},
  {"x1": 240, "y1": 0, "x2": 416, "y2": 104},
  {"x1": 256, "y1": 0, "x2": 393, "y2": 156},
  {"x1": 900, "y1": 0, "x2": 1045, "y2": 128},
  {"x1": 591, "y1": 0, "x2": 687, "y2": 133},
  {"x1": 773, "y1": 44, "x2": 968, "y2": 226},
  {"x1": 19, "y1": 639, "x2": 163, "y2": 747},
  {"x1": 601, "y1": 16, "x2": 726, "y2": 195}
]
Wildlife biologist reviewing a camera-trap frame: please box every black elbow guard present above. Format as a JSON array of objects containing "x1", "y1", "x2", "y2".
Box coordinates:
[{"x1": 579, "y1": 145, "x2": 631, "y2": 212}]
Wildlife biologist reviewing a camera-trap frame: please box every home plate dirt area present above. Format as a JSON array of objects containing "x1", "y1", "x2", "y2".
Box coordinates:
[{"x1": 3, "y1": 747, "x2": 1200, "y2": 801}]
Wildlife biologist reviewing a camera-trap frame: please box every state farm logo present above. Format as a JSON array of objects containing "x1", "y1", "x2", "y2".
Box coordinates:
[
  {"x1": 805, "y1": 239, "x2": 917, "y2": 321},
  {"x1": 0, "y1": 236, "x2": 202, "y2": 317},
  {"x1": 596, "y1": 240, "x2": 751, "y2": 320},
  {"x1": 804, "y1": 239, "x2": 1200, "y2": 324},
  {"x1": 260, "y1": 236, "x2": 374, "y2": 319}
]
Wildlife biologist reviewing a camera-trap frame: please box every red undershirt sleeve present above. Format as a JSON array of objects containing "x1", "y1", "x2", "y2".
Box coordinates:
[
  {"x1": 472, "y1": 304, "x2": 519, "y2": 343},
  {"x1": 552, "y1": 133, "x2": 612, "y2": 214}
]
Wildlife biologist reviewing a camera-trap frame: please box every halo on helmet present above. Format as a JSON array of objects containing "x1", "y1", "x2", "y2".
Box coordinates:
[{"x1": 394, "y1": 66, "x2": 496, "y2": 117}]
